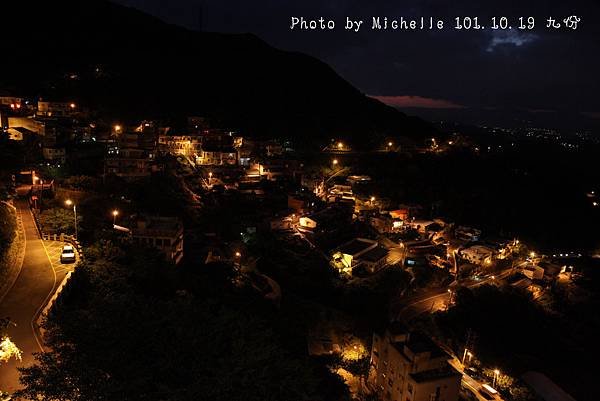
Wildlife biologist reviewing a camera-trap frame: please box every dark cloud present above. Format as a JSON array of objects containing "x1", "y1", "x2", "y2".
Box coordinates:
[{"x1": 115, "y1": 0, "x2": 600, "y2": 125}]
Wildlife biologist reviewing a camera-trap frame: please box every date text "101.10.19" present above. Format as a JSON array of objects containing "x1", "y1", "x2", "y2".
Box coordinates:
[{"x1": 454, "y1": 17, "x2": 535, "y2": 30}]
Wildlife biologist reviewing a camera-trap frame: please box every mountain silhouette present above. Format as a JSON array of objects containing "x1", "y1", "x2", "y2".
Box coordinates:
[{"x1": 1, "y1": 0, "x2": 432, "y2": 147}]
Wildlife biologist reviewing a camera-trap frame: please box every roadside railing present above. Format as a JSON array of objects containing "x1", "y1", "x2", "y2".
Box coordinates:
[{"x1": 31, "y1": 208, "x2": 84, "y2": 261}]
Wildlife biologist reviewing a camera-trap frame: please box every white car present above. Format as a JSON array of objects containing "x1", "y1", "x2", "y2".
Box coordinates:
[
  {"x1": 478, "y1": 384, "x2": 501, "y2": 400},
  {"x1": 60, "y1": 245, "x2": 76, "y2": 263}
]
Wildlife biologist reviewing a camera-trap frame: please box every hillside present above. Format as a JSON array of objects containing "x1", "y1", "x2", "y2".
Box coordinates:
[{"x1": 1, "y1": 0, "x2": 432, "y2": 146}]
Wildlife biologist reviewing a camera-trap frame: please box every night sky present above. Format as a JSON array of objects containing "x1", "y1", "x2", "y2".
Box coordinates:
[{"x1": 115, "y1": 0, "x2": 600, "y2": 128}]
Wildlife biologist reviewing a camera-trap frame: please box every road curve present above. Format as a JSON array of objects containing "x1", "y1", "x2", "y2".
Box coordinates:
[{"x1": 0, "y1": 200, "x2": 56, "y2": 393}]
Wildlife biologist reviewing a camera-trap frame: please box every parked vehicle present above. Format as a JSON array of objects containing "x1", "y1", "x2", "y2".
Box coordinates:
[
  {"x1": 479, "y1": 384, "x2": 501, "y2": 400},
  {"x1": 60, "y1": 245, "x2": 76, "y2": 263}
]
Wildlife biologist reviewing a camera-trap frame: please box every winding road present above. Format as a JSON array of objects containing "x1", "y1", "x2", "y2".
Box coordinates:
[
  {"x1": 394, "y1": 269, "x2": 513, "y2": 322},
  {"x1": 0, "y1": 199, "x2": 57, "y2": 393}
]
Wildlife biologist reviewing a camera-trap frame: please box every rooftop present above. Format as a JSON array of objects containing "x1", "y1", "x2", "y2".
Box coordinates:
[
  {"x1": 409, "y1": 363, "x2": 462, "y2": 383},
  {"x1": 337, "y1": 238, "x2": 376, "y2": 256},
  {"x1": 360, "y1": 245, "x2": 389, "y2": 262},
  {"x1": 522, "y1": 371, "x2": 576, "y2": 401},
  {"x1": 391, "y1": 331, "x2": 449, "y2": 360},
  {"x1": 131, "y1": 216, "x2": 182, "y2": 237}
]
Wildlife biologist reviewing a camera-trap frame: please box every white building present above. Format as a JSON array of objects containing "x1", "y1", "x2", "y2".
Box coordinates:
[{"x1": 459, "y1": 245, "x2": 495, "y2": 265}]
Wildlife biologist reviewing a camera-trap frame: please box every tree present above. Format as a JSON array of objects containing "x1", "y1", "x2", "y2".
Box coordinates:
[
  {"x1": 63, "y1": 175, "x2": 100, "y2": 191},
  {"x1": 0, "y1": 318, "x2": 22, "y2": 368},
  {"x1": 0, "y1": 202, "x2": 16, "y2": 256},
  {"x1": 38, "y1": 207, "x2": 81, "y2": 235},
  {"x1": 17, "y1": 242, "x2": 345, "y2": 401}
]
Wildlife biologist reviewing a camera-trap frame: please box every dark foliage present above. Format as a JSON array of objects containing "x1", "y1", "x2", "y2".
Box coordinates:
[
  {"x1": 17, "y1": 242, "x2": 347, "y2": 401},
  {"x1": 0, "y1": 202, "x2": 17, "y2": 256},
  {"x1": 434, "y1": 284, "x2": 599, "y2": 401}
]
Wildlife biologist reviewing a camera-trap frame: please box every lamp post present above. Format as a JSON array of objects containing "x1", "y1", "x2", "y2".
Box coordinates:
[
  {"x1": 208, "y1": 171, "x2": 213, "y2": 186},
  {"x1": 446, "y1": 289, "x2": 454, "y2": 310},
  {"x1": 65, "y1": 199, "x2": 77, "y2": 239},
  {"x1": 39, "y1": 179, "x2": 44, "y2": 208},
  {"x1": 112, "y1": 209, "x2": 119, "y2": 226},
  {"x1": 235, "y1": 251, "x2": 241, "y2": 269},
  {"x1": 493, "y1": 369, "x2": 500, "y2": 388}
]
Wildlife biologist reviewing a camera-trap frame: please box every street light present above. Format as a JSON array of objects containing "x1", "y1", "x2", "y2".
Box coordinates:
[
  {"x1": 208, "y1": 171, "x2": 213, "y2": 185},
  {"x1": 493, "y1": 369, "x2": 500, "y2": 387},
  {"x1": 332, "y1": 158, "x2": 338, "y2": 168},
  {"x1": 447, "y1": 288, "x2": 454, "y2": 309},
  {"x1": 65, "y1": 199, "x2": 77, "y2": 239},
  {"x1": 337, "y1": 142, "x2": 344, "y2": 150},
  {"x1": 112, "y1": 209, "x2": 119, "y2": 225}
]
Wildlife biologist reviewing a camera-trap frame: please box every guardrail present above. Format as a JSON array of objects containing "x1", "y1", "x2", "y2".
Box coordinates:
[
  {"x1": 31, "y1": 207, "x2": 84, "y2": 261},
  {"x1": 37, "y1": 270, "x2": 72, "y2": 340},
  {"x1": 31, "y1": 207, "x2": 84, "y2": 341}
]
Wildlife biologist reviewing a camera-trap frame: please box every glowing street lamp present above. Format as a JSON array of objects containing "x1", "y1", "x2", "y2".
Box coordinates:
[
  {"x1": 332, "y1": 158, "x2": 338, "y2": 168},
  {"x1": 447, "y1": 288, "x2": 454, "y2": 309},
  {"x1": 112, "y1": 209, "x2": 119, "y2": 225},
  {"x1": 69, "y1": 103, "x2": 76, "y2": 109},
  {"x1": 337, "y1": 141, "x2": 344, "y2": 150},
  {"x1": 208, "y1": 171, "x2": 213, "y2": 185},
  {"x1": 493, "y1": 369, "x2": 500, "y2": 387},
  {"x1": 65, "y1": 199, "x2": 78, "y2": 239},
  {"x1": 114, "y1": 124, "x2": 122, "y2": 134},
  {"x1": 462, "y1": 348, "x2": 473, "y2": 365}
]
